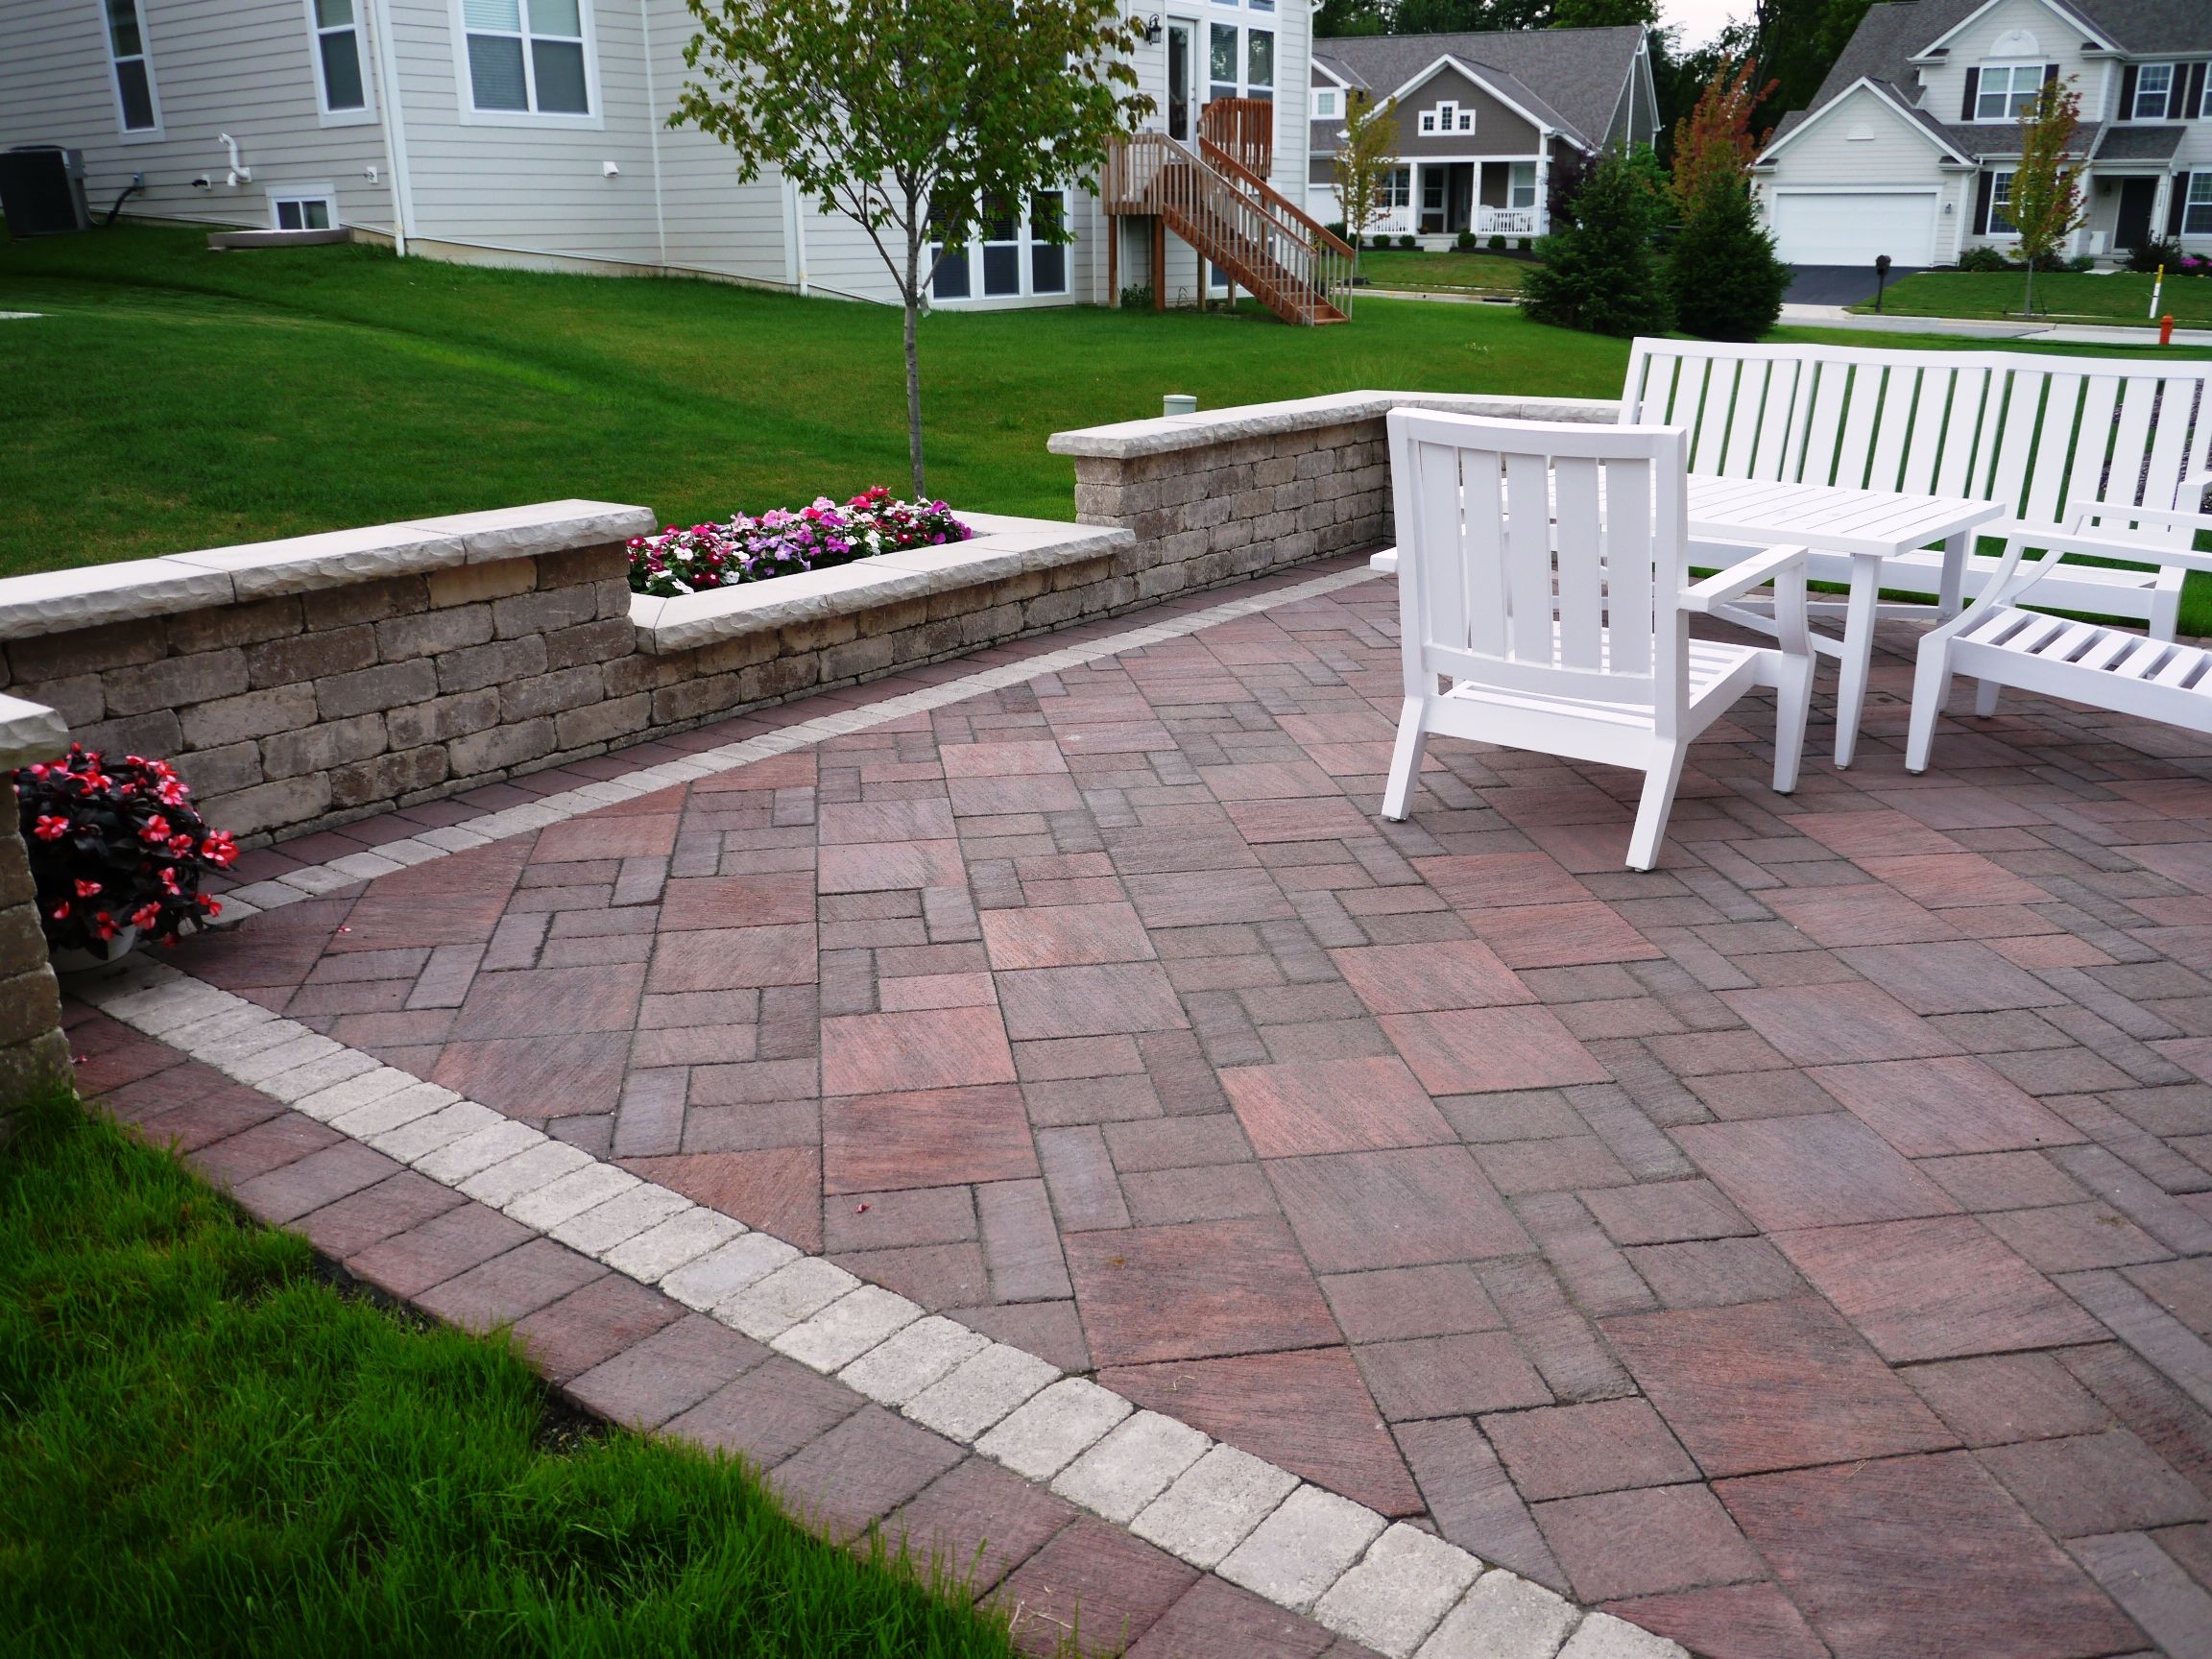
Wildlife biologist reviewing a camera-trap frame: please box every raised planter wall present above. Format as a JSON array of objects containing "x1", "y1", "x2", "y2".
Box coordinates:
[
  {"x1": 0, "y1": 390, "x2": 1617, "y2": 853},
  {"x1": 0, "y1": 695, "x2": 74, "y2": 1130},
  {"x1": 1047, "y1": 390, "x2": 1616, "y2": 569}
]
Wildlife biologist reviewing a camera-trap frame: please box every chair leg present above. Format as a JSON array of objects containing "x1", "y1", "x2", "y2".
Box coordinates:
[
  {"x1": 1906, "y1": 637, "x2": 1955, "y2": 775},
  {"x1": 1832, "y1": 559, "x2": 1882, "y2": 769},
  {"x1": 1770, "y1": 651, "x2": 1813, "y2": 795},
  {"x1": 1626, "y1": 742, "x2": 1688, "y2": 872},
  {"x1": 1974, "y1": 679, "x2": 2002, "y2": 717},
  {"x1": 1381, "y1": 697, "x2": 1429, "y2": 822}
]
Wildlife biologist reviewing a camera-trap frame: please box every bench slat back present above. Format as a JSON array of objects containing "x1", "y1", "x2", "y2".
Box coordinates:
[
  {"x1": 1388, "y1": 411, "x2": 1688, "y2": 729},
  {"x1": 1623, "y1": 340, "x2": 2212, "y2": 540}
]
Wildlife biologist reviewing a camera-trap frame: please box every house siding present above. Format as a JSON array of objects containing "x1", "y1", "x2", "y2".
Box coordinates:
[
  {"x1": 0, "y1": 0, "x2": 392, "y2": 236},
  {"x1": 1389, "y1": 66, "x2": 1542, "y2": 158}
]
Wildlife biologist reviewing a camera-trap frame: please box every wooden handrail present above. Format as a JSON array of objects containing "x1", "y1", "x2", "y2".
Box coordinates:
[
  {"x1": 1103, "y1": 132, "x2": 1350, "y2": 325},
  {"x1": 1197, "y1": 135, "x2": 1357, "y2": 261},
  {"x1": 1197, "y1": 98, "x2": 1273, "y2": 177}
]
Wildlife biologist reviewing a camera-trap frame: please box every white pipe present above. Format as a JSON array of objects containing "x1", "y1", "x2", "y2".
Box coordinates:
[
  {"x1": 638, "y1": 0, "x2": 667, "y2": 269},
  {"x1": 366, "y1": 0, "x2": 415, "y2": 256},
  {"x1": 217, "y1": 132, "x2": 251, "y2": 182}
]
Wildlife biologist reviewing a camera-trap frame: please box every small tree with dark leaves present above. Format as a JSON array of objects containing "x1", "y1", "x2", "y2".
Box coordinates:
[
  {"x1": 675, "y1": 0, "x2": 1150, "y2": 496},
  {"x1": 2009, "y1": 76, "x2": 2085, "y2": 317},
  {"x1": 1521, "y1": 149, "x2": 1672, "y2": 338}
]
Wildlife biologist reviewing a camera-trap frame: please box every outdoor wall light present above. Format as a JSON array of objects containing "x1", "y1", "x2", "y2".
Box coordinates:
[{"x1": 1136, "y1": 13, "x2": 1162, "y2": 42}]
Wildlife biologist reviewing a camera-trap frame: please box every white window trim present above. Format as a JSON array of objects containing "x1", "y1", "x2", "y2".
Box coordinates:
[
  {"x1": 269, "y1": 183, "x2": 340, "y2": 229},
  {"x1": 1507, "y1": 160, "x2": 1538, "y2": 210},
  {"x1": 2132, "y1": 61, "x2": 2176, "y2": 121},
  {"x1": 301, "y1": 0, "x2": 376, "y2": 126},
  {"x1": 1417, "y1": 97, "x2": 1475, "y2": 136},
  {"x1": 928, "y1": 189, "x2": 1072, "y2": 305},
  {"x1": 1987, "y1": 167, "x2": 2018, "y2": 235},
  {"x1": 2185, "y1": 172, "x2": 2212, "y2": 237},
  {"x1": 446, "y1": 0, "x2": 604, "y2": 129},
  {"x1": 1203, "y1": 20, "x2": 1271, "y2": 104},
  {"x1": 99, "y1": 0, "x2": 163, "y2": 142},
  {"x1": 1972, "y1": 60, "x2": 2045, "y2": 124},
  {"x1": 1311, "y1": 87, "x2": 1337, "y2": 119}
]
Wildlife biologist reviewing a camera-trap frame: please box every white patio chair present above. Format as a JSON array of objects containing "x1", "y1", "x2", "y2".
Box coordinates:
[
  {"x1": 1907, "y1": 524, "x2": 2212, "y2": 773},
  {"x1": 1380, "y1": 412, "x2": 1814, "y2": 872}
]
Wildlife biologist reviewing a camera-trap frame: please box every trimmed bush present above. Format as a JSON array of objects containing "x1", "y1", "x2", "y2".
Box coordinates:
[
  {"x1": 1520, "y1": 151, "x2": 1673, "y2": 338},
  {"x1": 1488, "y1": 234, "x2": 1506, "y2": 251},
  {"x1": 1455, "y1": 229, "x2": 1478, "y2": 252},
  {"x1": 1397, "y1": 234, "x2": 1417, "y2": 250},
  {"x1": 1956, "y1": 245, "x2": 2011, "y2": 273},
  {"x1": 1665, "y1": 170, "x2": 1791, "y2": 342}
]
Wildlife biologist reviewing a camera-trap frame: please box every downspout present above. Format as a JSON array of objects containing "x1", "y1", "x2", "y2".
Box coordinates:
[
  {"x1": 784, "y1": 176, "x2": 810, "y2": 296},
  {"x1": 366, "y1": 0, "x2": 415, "y2": 255},
  {"x1": 638, "y1": 0, "x2": 667, "y2": 268}
]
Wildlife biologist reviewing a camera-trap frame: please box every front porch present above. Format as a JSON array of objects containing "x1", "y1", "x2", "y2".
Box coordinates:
[{"x1": 1362, "y1": 159, "x2": 1546, "y2": 245}]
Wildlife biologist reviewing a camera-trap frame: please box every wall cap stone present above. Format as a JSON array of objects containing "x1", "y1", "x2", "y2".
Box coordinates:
[
  {"x1": 0, "y1": 500, "x2": 656, "y2": 641},
  {"x1": 0, "y1": 693, "x2": 69, "y2": 772},
  {"x1": 628, "y1": 514, "x2": 1134, "y2": 657},
  {"x1": 1046, "y1": 390, "x2": 1618, "y2": 460}
]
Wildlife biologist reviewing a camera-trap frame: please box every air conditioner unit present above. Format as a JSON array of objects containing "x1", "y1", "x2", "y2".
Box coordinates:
[{"x1": 0, "y1": 146, "x2": 92, "y2": 237}]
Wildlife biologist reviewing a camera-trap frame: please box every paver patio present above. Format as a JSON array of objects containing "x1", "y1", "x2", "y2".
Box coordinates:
[{"x1": 71, "y1": 552, "x2": 2212, "y2": 1657}]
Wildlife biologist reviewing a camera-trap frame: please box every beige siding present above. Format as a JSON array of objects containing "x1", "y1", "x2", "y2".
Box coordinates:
[{"x1": 0, "y1": 0, "x2": 390, "y2": 234}]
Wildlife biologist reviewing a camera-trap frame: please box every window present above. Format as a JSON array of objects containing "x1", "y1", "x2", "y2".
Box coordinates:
[
  {"x1": 2188, "y1": 173, "x2": 2212, "y2": 236},
  {"x1": 1209, "y1": 22, "x2": 1238, "y2": 102},
  {"x1": 1419, "y1": 98, "x2": 1473, "y2": 134},
  {"x1": 309, "y1": 0, "x2": 368, "y2": 113},
  {"x1": 930, "y1": 192, "x2": 1068, "y2": 302},
  {"x1": 1988, "y1": 169, "x2": 2017, "y2": 234},
  {"x1": 1382, "y1": 166, "x2": 1410, "y2": 209},
  {"x1": 1312, "y1": 87, "x2": 1338, "y2": 120},
  {"x1": 272, "y1": 194, "x2": 334, "y2": 229},
  {"x1": 102, "y1": 0, "x2": 158, "y2": 132},
  {"x1": 2134, "y1": 62, "x2": 2175, "y2": 119},
  {"x1": 1508, "y1": 160, "x2": 1537, "y2": 210},
  {"x1": 1246, "y1": 29, "x2": 1272, "y2": 101},
  {"x1": 1975, "y1": 63, "x2": 2043, "y2": 120},
  {"x1": 463, "y1": 0, "x2": 589, "y2": 115}
]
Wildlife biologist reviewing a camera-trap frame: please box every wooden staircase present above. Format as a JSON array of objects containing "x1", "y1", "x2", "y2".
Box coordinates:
[{"x1": 1104, "y1": 99, "x2": 1354, "y2": 326}]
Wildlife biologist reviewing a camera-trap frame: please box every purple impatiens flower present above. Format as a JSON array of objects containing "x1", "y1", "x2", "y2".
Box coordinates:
[{"x1": 627, "y1": 486, "x2": 974, "y2": 597}]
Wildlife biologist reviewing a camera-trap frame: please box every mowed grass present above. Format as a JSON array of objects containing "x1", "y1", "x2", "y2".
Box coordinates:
[
  {"x1": 0, "y1": 1086, "x2": 1029, "y2": 1659},
  {"x1": 0, "y1": 223, "x2": 2197, "y2": 582},
  {"x1": 1864, "y1": 269, "x2": 2212, "y2": 327},
  {"x1": 1352, "y1": 248, "x2": 1532, "y2": 294}
]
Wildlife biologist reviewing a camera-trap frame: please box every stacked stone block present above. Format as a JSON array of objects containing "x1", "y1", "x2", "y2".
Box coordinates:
[{"x1": 0, "y1": 543, "x2": 638, "y2": 843}]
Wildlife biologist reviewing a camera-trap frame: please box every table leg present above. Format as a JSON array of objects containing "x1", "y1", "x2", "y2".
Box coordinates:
[
  {"x1": 1937, "y1": 529, "x2": 1970, "y2": 621},
  {"x1": 1833, "y1": 554, "x2": 1883, "y2": 769}
]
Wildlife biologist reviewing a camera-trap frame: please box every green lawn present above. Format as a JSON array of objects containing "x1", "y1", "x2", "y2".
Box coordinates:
[
  {"x1": 0, "y1": 1085, "x2": 1031, "y2": 1659},
  {"x1": 0, "y1": 223, "x2": 2199, "y2": 580},
  {"x1": 1860, "y1": 270, "x2": 2212, "y2": 327},
  {"x1": 1352, "y1": 248, "x2": 1531, "y2": 295}
]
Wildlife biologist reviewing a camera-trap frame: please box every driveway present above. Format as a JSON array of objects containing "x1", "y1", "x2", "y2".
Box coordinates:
[{"x1": 1785, "y1": 264, "x2": 1924, "y2": 307}]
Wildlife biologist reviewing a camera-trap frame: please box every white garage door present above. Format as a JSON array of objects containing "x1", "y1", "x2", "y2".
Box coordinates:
[{"x1": 1770, "y1": 191, "x2": 1938, "y2": 267}]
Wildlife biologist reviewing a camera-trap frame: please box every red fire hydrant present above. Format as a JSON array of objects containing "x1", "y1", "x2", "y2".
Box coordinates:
[{"x1": 2161, "y1": 314, "x2": 2176, "y2": 346}]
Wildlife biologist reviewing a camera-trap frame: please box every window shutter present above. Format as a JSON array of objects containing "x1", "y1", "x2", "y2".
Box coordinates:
[
  {"x1": 1961, "y1": 66, "x2": 1980, "y2": 120},
  {"x1": 2120, "y1": 63, "x2": 2139, "y2": 118},
  {"x1": 2188, "y1": 62, "x2": 2206, "y2": 120},
  {"x1": 1975, "y1": 170, "x2": 1994, "y2": 234},
  {"x1": 2171, "y1": 172, "x2": 2191, "y2": 237},
  {"x1": 2043, "y1": 63, "x2": 2058, "y2": 90}
]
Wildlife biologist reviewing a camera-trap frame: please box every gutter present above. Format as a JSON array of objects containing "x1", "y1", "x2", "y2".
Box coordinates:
[{"x1": 366, "y1": 0, "x2": 416, "y2": 255}]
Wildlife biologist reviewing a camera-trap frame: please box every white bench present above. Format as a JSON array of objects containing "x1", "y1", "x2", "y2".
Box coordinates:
[{"x1": 1622, "y1": 338, "x2": 2212, "y2": 638}]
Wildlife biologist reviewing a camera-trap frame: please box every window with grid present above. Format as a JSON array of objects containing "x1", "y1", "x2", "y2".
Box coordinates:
[
  {"x1": 274, "y1": 195, "x2": 334, "y2": 229},
  {"x1": 1988, "y1": 169, "x2": 2017, "y2": 233},
  {"x1": 1975, "y1": 63, "x2": 2043, "y2": 120},
  {"x1": 1382, "y1": 166, "x2": 1409, "y2": 209},
  {"x1": 310, "y1": 0, "x2": 367, "y2": 111},
  {"x1": 1509, "y1": 161, "x2": 1537, "y2": 208},
  {"x1": 463, "y1": 0, "x2": 588, "y2": 114},
  {"x1": 2188, "y1": 174, "x2": 2212, "y2": 236},
  {"x1": 102, "y1": 0, "x2": 157, "y2": 132},
  {"x1": 2134, "y1": 63, "x2": 2175, "y2": 119}
]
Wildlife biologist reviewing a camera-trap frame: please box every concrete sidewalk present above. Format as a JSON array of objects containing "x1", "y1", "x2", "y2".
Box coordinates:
[{"x1": 1778, "y1": 301, "x2": 2212, "y2": 348}]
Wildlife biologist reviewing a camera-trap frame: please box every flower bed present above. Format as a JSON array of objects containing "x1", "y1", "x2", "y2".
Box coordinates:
[
  {"x1": 626, "y1": 487, "x2": 974, "y2": 597},
  {"x1": 17, "y1": 746, "x2": 237, "y2": 955}
]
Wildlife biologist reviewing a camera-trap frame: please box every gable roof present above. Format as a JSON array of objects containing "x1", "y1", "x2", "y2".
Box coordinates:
[
  {"x1": 1791, "y1": 0, "x2": 2212, "y2": 131},
  {"x1": 1759, "y1": 75, "x2": 1980, "y2": 165},
  {"x1": 1310, "y1": 26, "x2": 1646, "y2": 152}
]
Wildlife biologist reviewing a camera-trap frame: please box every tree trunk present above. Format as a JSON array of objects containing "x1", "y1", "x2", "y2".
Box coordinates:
[
  {"x1": 903, "y1": 229, "x2": 926, "y2": 499},
  {"x1": 2022, "y1": 263, "x2": 2036, "y2": 319}
]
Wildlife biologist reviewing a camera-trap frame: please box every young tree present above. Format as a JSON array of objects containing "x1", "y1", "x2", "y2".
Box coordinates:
[
  {"x1": 1334, "y1": 90, "x2": 1402, "y2": 292},
  {"x1": 675, "y1": 0, "x2": 1150, "y2": 496},
  {"x1": 2008, "y1": 75, "x2": 2085, "y2": 317},
  {"x1": 1669, "y1": 167, "x2": 1791, "y2": 339},
  {"x1": 1521, "y1": 147, "x2": 1673, "y2": 337},
  {"x1": 1671, "y1": 57, "x2": 1775, "y2": 211}
]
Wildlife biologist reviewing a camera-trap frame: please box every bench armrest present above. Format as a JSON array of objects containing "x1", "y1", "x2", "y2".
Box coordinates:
[
  {"x1": 2037, "y1": 527, "x2": 2212, "y2": 576},
  {"x1": 1681, "y1": 544, "x2": 1807, "y2": 613}
]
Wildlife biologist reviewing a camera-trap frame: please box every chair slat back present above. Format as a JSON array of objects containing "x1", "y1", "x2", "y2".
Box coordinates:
[
  {"x1": 1621, "y1": 338, "x2": 2212, "y2": 528},
  {"x1": 1389, "y1": 411, "x2": 1687, "y2": 726}
]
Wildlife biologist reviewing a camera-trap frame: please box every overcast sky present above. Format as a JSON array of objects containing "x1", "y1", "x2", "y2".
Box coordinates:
[{"x1": 1659, "y1": 0, "x2": 1747, "y2": 48}]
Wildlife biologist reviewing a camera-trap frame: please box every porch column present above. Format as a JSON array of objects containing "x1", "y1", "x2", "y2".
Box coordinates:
[{"x1": 1535, "y1": 148, "x2": 1551, "y2": 237}]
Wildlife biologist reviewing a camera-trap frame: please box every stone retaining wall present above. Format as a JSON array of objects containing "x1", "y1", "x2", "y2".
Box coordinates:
[
  {"x1": 0, "y1": 391, "x2": 1619, "y2": 854},
  {"x1": 0, "y1": 695, "x2": 73, "y2": 1131},
  {"x1": 1048, "y1": 391, "x2": 1616, "y2": 569}
]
